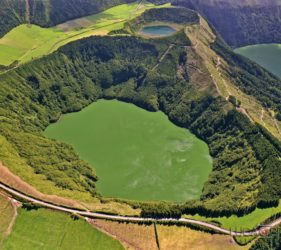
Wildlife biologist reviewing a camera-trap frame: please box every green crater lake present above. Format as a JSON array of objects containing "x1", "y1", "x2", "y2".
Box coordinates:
[
  {"x1": 140, "y1": 25, "x2": 177, "y2": 37},
  {"x1": 235, "y1": 44, "x2": 281, "y2": 79},
  {"x1": 44, "y1": 100, "x2": 212, "y2": 202}
]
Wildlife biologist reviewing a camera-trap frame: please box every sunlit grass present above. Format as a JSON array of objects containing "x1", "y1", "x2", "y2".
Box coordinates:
[{"x1": 0, "y1": 2, "x2": 170, "y2": 67}]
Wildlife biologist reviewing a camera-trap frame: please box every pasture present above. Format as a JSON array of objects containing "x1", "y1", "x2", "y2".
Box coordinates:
[
  {"x1": 0, "y1": 2, "x2": 170, "y2": 67},
  {"x1": 184, "y1": 200, "x2": 281, "y2": 233},
  {"x1": 2, "y1": 208, "x2": 124, "y2": 250}
]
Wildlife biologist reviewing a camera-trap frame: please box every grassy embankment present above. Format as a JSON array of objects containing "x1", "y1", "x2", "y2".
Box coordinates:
[
  {"x1": 0, "y1": 1, "x2": 170, "y2": 67},
  {"x1": 183, "y1": 201, "x2": 281, "y2": 234},
  {"x1": 2, "y1": 208, "x2": 125, "y2": 250},
  {"x1": 0, "y1": 135, "x2": 140, "y2": 216},
  {"x1": 0, "y1": 195, "x2": 15, "y2": 247}
]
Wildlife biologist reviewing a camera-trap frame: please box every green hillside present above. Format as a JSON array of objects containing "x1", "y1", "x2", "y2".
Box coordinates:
[
  {"x1": 0, "y1": 0, "x2": 137, "y2": 38},
  {"x1": 0, "y1": 2, "x2": 170, "y2": 67},
  {"x1": 173, "y1": 0, "x2": 281, "y2": 47},
  {"x1": 0, "y1": 24, "x2": 281, "y2": 216}
]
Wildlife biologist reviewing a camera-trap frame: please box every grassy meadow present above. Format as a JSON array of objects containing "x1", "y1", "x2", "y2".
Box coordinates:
[
  {"x1": 0, "y1": 2, "x2": 170, "y2": 67},
  {"x1": 2, "y1": 208, "x2": 124, "y2": 250},
  {"x1": 183, "y1": 200, "x2": 281, "y2": 232}
]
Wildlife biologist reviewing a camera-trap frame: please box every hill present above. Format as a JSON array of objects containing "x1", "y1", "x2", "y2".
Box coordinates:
[
  {"x1": 2, "y1": 0, "x2": 281, "y2": 48},
  {"x1": 1, "y1": 7, "x2": 281, "y2": 218},
  {"x1": 0, "y1": 0, "x2": 136, "y2": 38}
]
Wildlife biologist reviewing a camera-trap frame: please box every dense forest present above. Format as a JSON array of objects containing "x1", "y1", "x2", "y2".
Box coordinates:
[
  {"x1": 0, "y1": 0, "x2": 26, "y2": 37},
  {"x1": 172, "y1": 0, "x2": 281, "y2": 47},
  {"x1": 1, "y1": 21, "x2": 281, "y2": 215}
]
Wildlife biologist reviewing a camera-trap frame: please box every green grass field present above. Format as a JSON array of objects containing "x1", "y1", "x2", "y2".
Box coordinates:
[
  {"x1": 0, "y1": 2, "x2": 170, "y2": 67},
  {"x1": 2, "y1": 208, "x2": 124, "y2": 250},
  {"x1": 184, "y1": 201, "x2": 281, "y2": 231},
  {"x1": 44, "y1": 100, "x2": 212, "y2": 202}
]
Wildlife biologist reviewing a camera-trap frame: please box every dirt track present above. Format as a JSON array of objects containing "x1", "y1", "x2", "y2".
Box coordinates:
[{"x1": 0, "y1": 182, "x2": 279, "y2": 237}]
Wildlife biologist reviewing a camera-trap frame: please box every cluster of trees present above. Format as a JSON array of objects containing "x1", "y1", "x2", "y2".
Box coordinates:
[
  {"x1": 1, "y1": 28, "x2": 281, "y2": 215},
  {"x1": 250, "y1": 226, "x2": 281, "y2": 250}
]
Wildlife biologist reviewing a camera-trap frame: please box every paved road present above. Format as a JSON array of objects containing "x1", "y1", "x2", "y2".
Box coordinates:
[{"x1": 0, "y1": 182, "x2": 278, "y2": 236}]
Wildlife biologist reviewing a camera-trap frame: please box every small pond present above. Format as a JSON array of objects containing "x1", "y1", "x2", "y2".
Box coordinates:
[{"x1": 140, "y1": 25, "x2": 177, "y2": 37}]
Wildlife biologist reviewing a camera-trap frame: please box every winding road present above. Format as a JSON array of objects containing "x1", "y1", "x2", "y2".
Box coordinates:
[{"x1": 1, "y1": 182, "x2": 280, "y2": 237}]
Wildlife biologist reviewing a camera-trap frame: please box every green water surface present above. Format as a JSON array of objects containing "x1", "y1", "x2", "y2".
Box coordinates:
[
  {"x1": 44, "y1": 100, "x2": 212, "y2": 202},
  {"x1": 235, "y1": 44, "x2": 281, "y2": 79}
]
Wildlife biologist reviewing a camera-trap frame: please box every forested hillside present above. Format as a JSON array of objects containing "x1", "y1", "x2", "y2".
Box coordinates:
[
  {"x1": 0, "y1": 0, "x2": 26, "y2": 37},
  {"x1": 0, "y1": 0, "x2": 136, "y2": 37},
  {"x1": 173, "y1": 0, "x2": 281, "y2": 47},
  {"x1": 118, "y1": 7, "x2": 199, "y2": 34},
  {"x1": 1, "y1": 20, "x2": 281, "y2": 215}
]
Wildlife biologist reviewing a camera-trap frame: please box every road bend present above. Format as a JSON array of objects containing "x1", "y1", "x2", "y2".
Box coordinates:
[{"x1": 0, "y1": 182, "x2": 278, "y2": 237}]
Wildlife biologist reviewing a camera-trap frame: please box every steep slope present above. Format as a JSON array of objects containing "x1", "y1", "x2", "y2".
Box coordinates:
[
  {"x1": 180, "y1": 15, "x2": 281, "y2": 214},
  {"x1": 0, "y1": 0, "x2": 136, "y2": 38},
  {"x1": 0, "y1": 2, "x2": 167, "y2": 68},
  {"x1": 173, "y1": 0, "x2": 281, "y2": 47},
  {"x1": 185, "y1": 16, "x2": 281, "y2": 140},
  {"x1": 0, "y1": 0, "x2": 26, "y2": 38}
]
